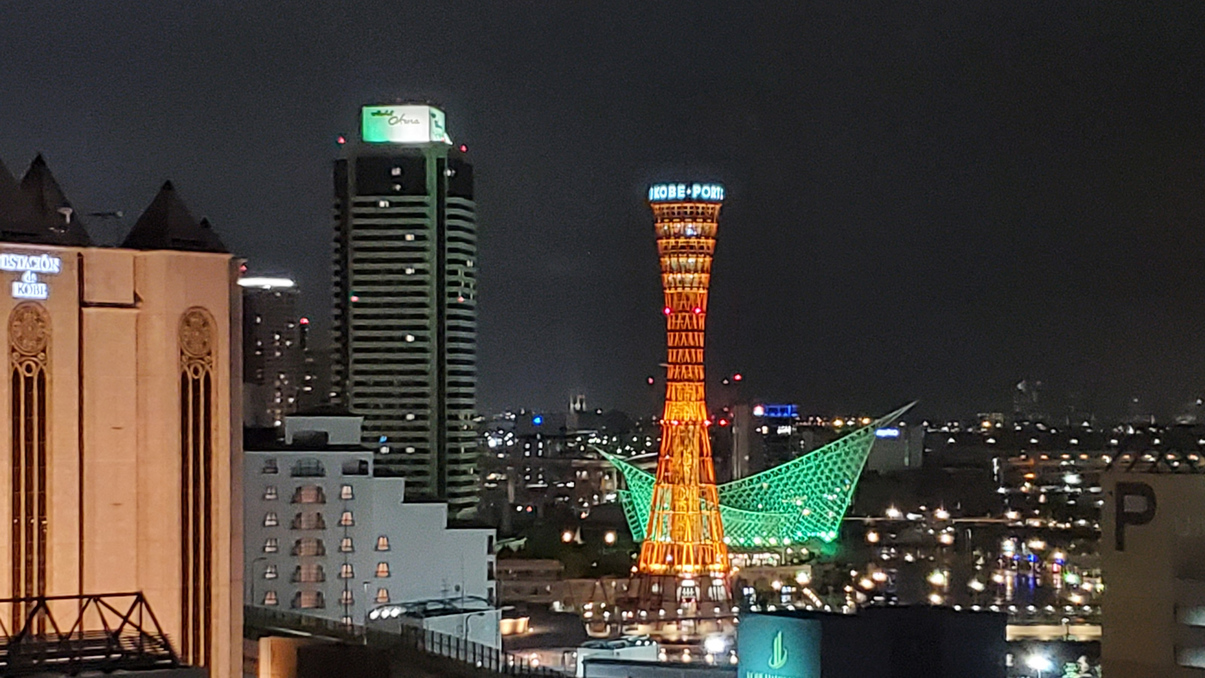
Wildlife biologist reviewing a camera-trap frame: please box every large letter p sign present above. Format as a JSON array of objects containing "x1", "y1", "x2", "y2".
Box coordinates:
[{"x1": 1115, "y1": 481, "x2": 1157, "y2": 551}]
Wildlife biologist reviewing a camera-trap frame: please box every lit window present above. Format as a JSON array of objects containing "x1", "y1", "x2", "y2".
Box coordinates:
[
  {"x1": 340, "y1": 537, "x2": 354, "y2": 553},
  {"x1": 341, "y1": 484, "x2": 354, "y2": 500},
  {"x1": 292, "y1": 538, "x2": 325, "y2": 556},
  {"x1": 292, "y1": 485, "x2": 326, "y2": 504},
  {"x1": 375, "y1": 562, "x2": 391, "y2": 578},
  {"x1": 263, "y1": 591, "x2": 278, "y2": 606},
  {"x1": 263, "y1": 512, "x2": 279, "y2": 527},
  {"x1": 378, "y1": 200, "x2": 390, "y2": 208},
  {"x1": 263, "y1": 538, "x2": 278, "y2": 553},
  {"x1": 263, "y1": 486, "x2": 278, "y2": 500},
  {"x1": 295, "y1": 591, "x2": 325, "y2": 609},
  {"x1": 340, "y1": 590, "x2": 354, "y2": 605},
  {"x1": 376, "y1": 536, "x2": 390, "y2": 551},
  {"x1": 391, "y1": 167, "x2": 402, "y2": 177},
  {"x1": 341, "y1": 615, "x2": 354, "y2": 626},
  {"x1": 291, "y1": 512, "x2": 326, "y2": 530},
  {"x1": 339, "y1": 563, "x2": 355, "y2": 579},
  {"x1": 294, "y1": 564, "x2": 325, "y2": 583},
  {"x1": 262, "y1": 459, "x2": 279, "y2": 474},
  {"x1": 376, "y1": 588, "x2": 390, "y2": 604},
  {"x1": 404, "y1": 233, "x2": 415, "y2": 241},
  {"x1": 339, "y1": 511, "x2": 354, "y2": 526},
  {"x1": 264, "y1": 564, "x2": 278, "y2": 579}
]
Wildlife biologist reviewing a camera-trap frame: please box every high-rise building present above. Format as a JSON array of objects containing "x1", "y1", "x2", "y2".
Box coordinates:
[
  {"x1": 0, "y1": 155, "x2": 242, "y2": 678},
  {"x1": 331, "y1": 104, "x2": 478, "y2": 514},
  {"x1": 241, "y1": 275, "x2": 302, "y2": 428},
  {"x1": 1102, "y1": 469, "x2": 1205, "y2": 676}
]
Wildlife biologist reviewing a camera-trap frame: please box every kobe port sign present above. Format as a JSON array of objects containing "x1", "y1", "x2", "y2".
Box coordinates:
[
  {"x1": 648, "y1": 182, "x2": 725, "y2": 203},
  {"x1": 1, "y1": 253, "x2": 62, "y2": 301}
]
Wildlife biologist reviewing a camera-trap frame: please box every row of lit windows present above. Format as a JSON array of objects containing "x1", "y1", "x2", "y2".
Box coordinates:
[
  {"x1": 260, "y1": 459, "x2": 367, "y2": 477},
  {"x1": 263, "y1": 562, "x2": 392, "y2": 581},
  {"x1": 261, "y1": 588, "x2": 391, "y2": 607},
  {"x1": 263, "y1": 511, "x2": 356, "y2": 528},
  {"x1": 262, "y1": 536, "x2": 390, "y2": 553},
  {"x1": 262, "y1": 484, "x2": 355, "y2": 501}
]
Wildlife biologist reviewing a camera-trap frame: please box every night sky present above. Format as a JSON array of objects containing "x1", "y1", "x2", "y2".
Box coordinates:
[{"x1": 2, "y1": 2, "x2": 1204, "y2": 420}]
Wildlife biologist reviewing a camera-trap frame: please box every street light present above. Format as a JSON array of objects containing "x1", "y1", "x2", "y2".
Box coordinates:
[{"x1": 1025, "y1": 652, "x2": 1054, "y2": 677}]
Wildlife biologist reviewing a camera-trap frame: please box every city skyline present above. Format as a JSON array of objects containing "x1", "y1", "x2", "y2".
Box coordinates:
[{"x1": 2, "y1": 2, "x2": 1203, "y2": 419}]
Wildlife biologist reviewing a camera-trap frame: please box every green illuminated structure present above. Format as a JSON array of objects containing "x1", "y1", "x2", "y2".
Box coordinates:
[{"x1": 608, "y1": 403, "x2": 915, "y2": 548}]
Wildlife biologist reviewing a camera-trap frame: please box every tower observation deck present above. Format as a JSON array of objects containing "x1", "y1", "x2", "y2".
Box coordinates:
[{"x1": 637, "y1": 182, "x2": 730, "y2": 587}]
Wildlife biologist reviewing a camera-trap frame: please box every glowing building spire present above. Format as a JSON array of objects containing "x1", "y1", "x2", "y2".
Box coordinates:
[{"x1": 637, "y1": 182, "x2": 730, "y2": 579}]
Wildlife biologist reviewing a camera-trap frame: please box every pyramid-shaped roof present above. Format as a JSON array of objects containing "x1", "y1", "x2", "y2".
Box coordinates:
[
  {"x1": 19, "y1": 154, "x2": 92, "y2": 246},
  {"x1": 121, "y1": 181, "x2": 228, "y2": 253},
  {"x1": 0, "y1": 157, "x2": 50, "y2": 244}
]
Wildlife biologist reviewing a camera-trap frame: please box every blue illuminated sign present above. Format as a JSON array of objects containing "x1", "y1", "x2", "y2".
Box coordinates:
[
  {"x1": 759, "y1": 404, "x2": 798, "y2": 419},
  {"x1": 648, "y1": 182, "x2": 725, "y2": 203},
  {"x1": 875, "y1": 428, "x2": 901, "y2": 438},
  {"x1": 532, "y1": 415, "x2": 543, "y2": 426},
  {"x1": 737, "y1": 613, "x2": 821, "y2": 678}
]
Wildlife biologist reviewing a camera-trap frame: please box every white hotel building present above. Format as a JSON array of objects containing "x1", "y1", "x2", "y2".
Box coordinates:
[{"x1": 244, "y1": 413, "x2": 500, "y2": 647}]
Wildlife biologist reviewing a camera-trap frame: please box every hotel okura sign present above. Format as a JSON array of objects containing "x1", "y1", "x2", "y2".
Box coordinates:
[{"x1": 737, "y1": 614, "x2": 821, "y2": 678}]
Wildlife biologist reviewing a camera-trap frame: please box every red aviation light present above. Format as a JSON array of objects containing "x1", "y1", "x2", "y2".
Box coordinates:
[
  {"x1": 732, "y1": 373, "x2": 743, "y2": 382},
  {"x1": 718, "y1": 419, "x2": 729, "y2": 427},
  {"x1": 663, "y1": 307, "x2": 673, "y2": 316},
  {"x1": 299, "y1": 317, "x2": 310, "y2": 325},
  {"x1": 692, "y1": 307, "x2": 702, "y2": 314}
]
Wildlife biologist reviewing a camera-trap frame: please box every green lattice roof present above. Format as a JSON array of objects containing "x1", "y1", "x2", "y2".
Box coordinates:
[{"x1": 607, "y1": 403, "x2": 915, "y2": 549}]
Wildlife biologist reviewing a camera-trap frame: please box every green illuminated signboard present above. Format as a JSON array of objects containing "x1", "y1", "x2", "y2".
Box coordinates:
[
  {"x1": 361, "y1": 105, "x2": 451, "y2": 144},
  {"x1": 737, "y1": 614, "x2": 820, "y2": 678}
]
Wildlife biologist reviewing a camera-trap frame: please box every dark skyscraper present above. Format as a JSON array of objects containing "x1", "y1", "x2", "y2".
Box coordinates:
[
  {"x1": 240, "y1": 275, "x2": 303, "y2": 428},
  {"x1": 331, "y1": 104, "x2": 478, "y2": 514}
]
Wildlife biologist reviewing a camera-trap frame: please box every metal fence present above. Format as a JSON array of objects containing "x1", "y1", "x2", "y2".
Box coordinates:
[
  {"x1": 0, "y1": 592, "x2": 179, "y2": 677},
  {"x1": 246, "y1": 605, "x2": 562, "y2": 676}
]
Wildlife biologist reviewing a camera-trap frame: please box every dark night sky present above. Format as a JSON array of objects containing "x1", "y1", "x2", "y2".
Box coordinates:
[{"x1": 3, "y1": 1, "x2": 1204, "y2": 420}]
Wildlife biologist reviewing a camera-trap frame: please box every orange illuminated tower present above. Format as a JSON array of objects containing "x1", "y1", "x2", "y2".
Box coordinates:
[{"x1": 637, "y1": 182, "x2": 730, "y2": 594}]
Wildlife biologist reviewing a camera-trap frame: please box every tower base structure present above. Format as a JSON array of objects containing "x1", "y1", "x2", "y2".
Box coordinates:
[
  {"x1": 625, "y1": 572, "x2": 733, "y2": 620},
  {"x1": 584, "y1": 574, "x2": 738, "y2": 644}
]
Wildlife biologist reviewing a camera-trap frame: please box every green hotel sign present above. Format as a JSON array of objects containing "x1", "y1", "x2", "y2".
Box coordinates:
[
  {"x1": 361, "y1": 104, "x2": 451, "y2": 144},
  {"x1": 737, "y1": 614, "x2": 820, "y2": 678}
]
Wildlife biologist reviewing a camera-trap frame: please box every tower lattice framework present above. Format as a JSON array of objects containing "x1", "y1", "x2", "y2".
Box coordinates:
[{"x1": 637, "y1": 196, "x2": 730, "y2": 580}]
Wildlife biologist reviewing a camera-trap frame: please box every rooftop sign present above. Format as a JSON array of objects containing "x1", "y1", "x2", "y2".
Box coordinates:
[
  {"x1": 648, "y1": 182, "x2": 725, "y2": 203},
  {"x1": 361, "y1": 105, "x2": 451, "y2": 144}
]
